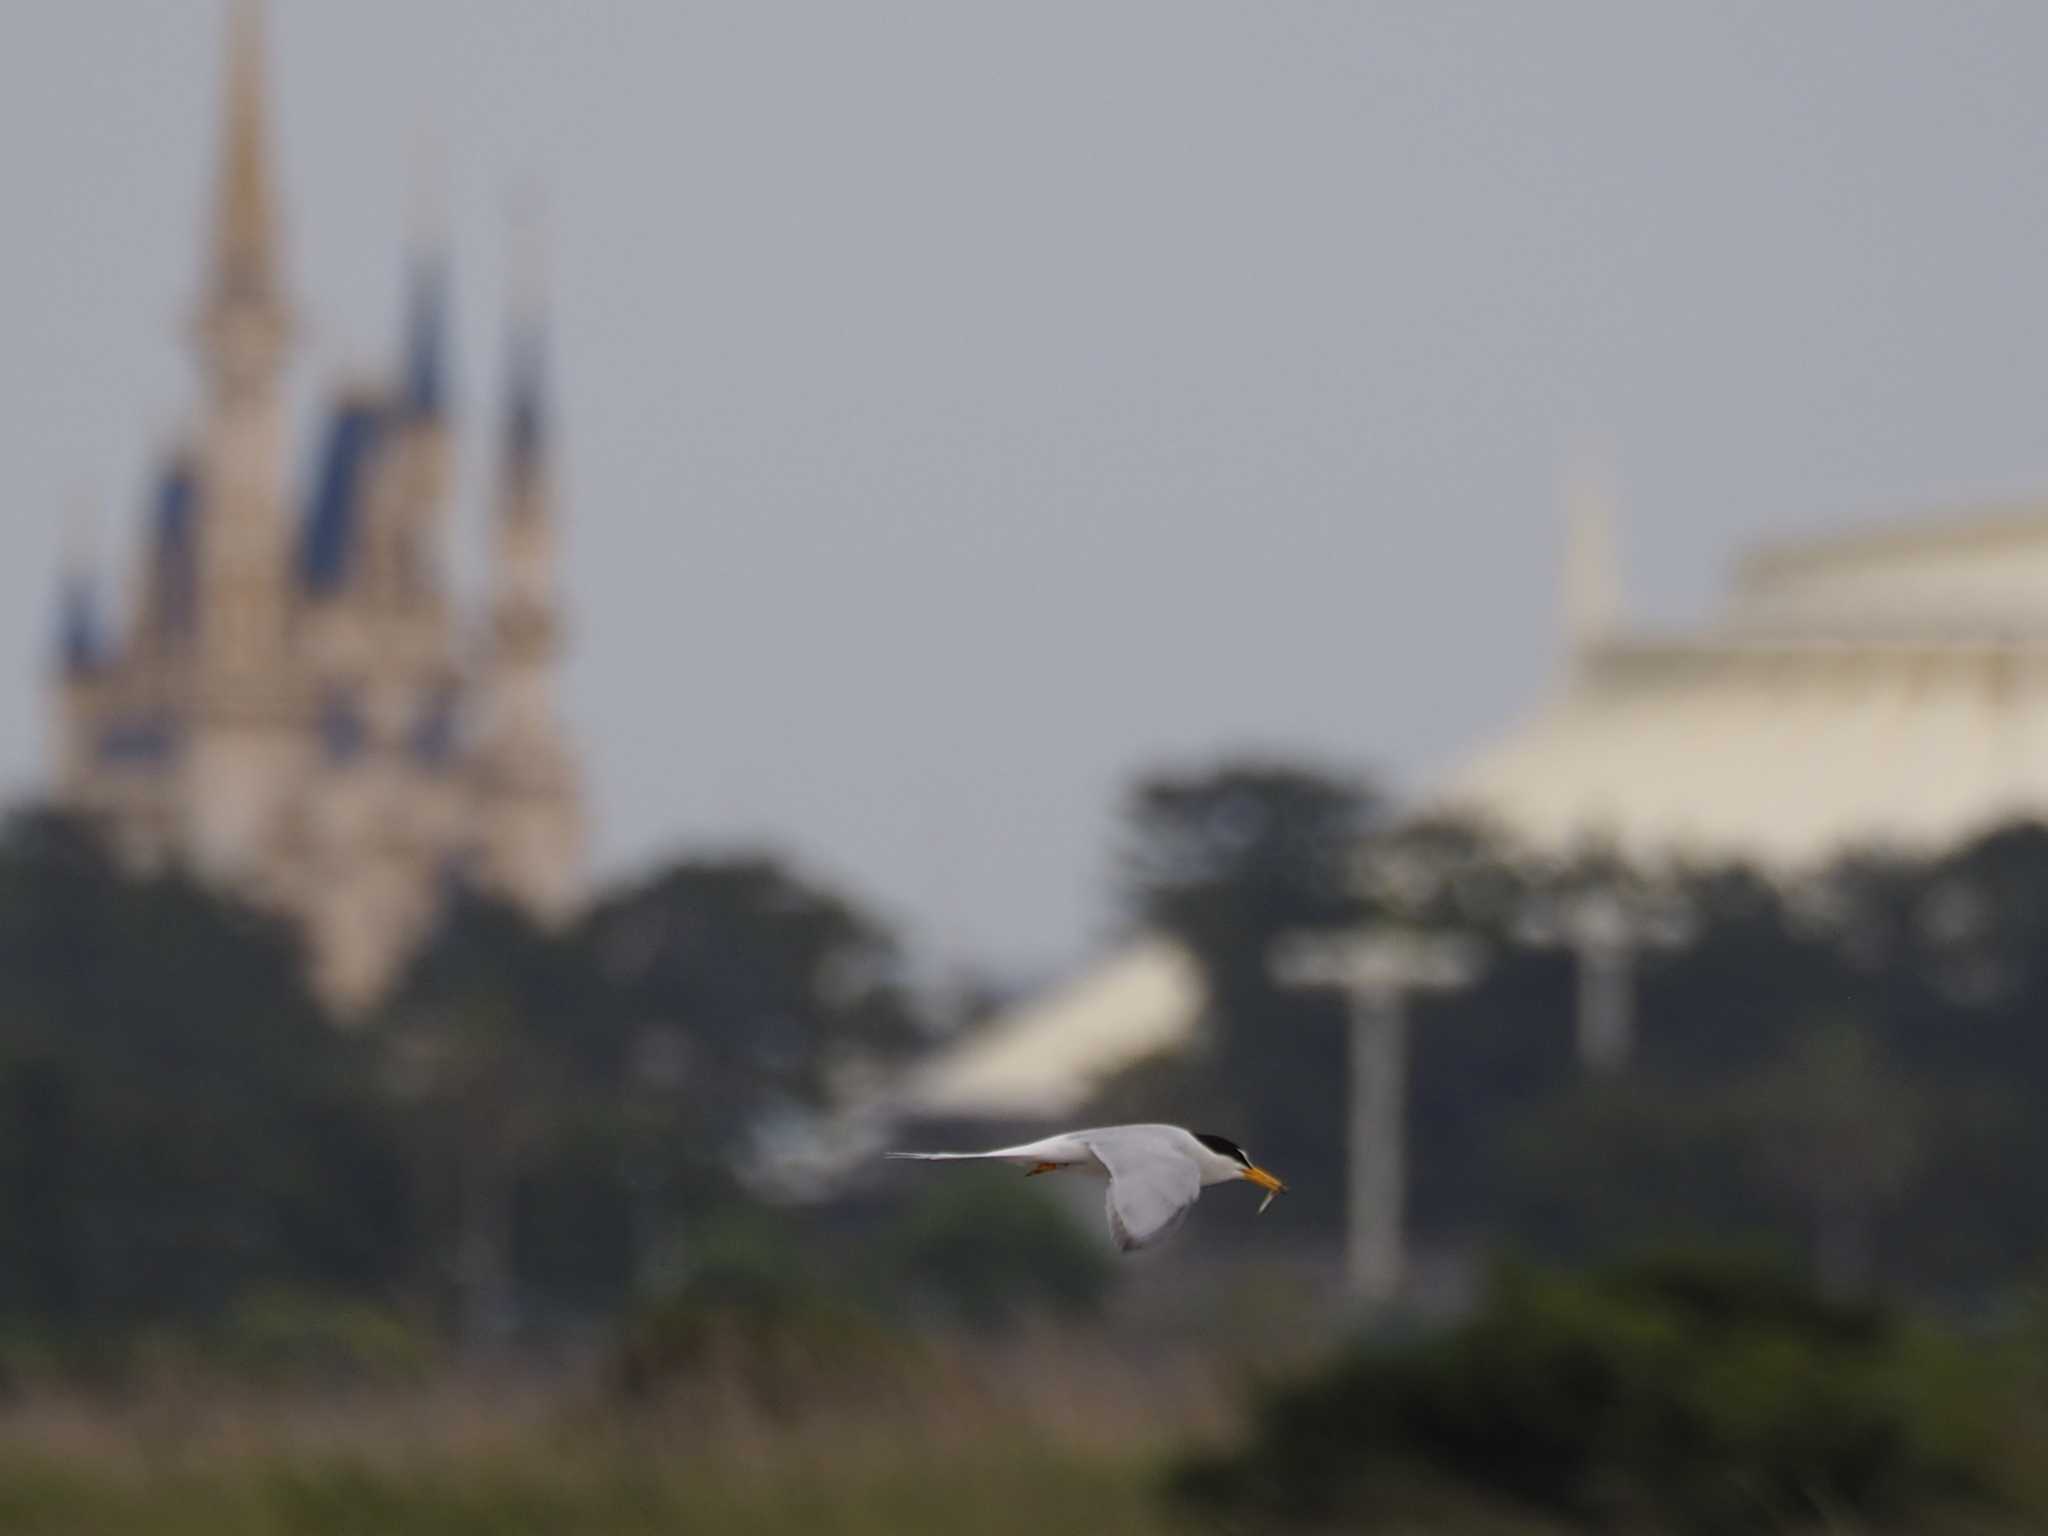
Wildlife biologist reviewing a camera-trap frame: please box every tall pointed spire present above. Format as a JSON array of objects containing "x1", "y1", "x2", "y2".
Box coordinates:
[
  {"x1": 402, "y1": 128, "x2": 450, "y2": 422},
  {"x1": 182, "y1": 0, "x2": 294, "y2": 885},
  {"x1": 403, "y1": 253, "x2": 450, "y2": 422},
  {"x1": 209, "y1": 0, "x2": 281, "y2": 309},
  {"x1": 49, "y1": 496, "x2": 110, "y2": 807},
  {"x1": 505, "y1": 314, "x2": 546, "y2": 476},
  {"x1": 503, "y1": 185, "x2": 548, "y2": 477},
  {"x1": 474, "y1": 183, "x2": 581, "y2": 927},
  {"x1": 1561, "y1": 440, "x2": 1622, "y2": 668},
  {"x1": 54, "y1": 497, "x2": 104, "y2": 677}
]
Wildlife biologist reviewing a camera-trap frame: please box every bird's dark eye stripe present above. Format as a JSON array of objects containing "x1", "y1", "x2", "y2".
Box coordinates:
[{"x1": 1195, "y1": 1132, "x2": 1248, "y2": 1163}]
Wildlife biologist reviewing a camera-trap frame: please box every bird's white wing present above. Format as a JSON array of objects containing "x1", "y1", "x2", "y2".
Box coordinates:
[{"x1": 1082, "y1": 1128, "x2": 1201, "y2": 1252}]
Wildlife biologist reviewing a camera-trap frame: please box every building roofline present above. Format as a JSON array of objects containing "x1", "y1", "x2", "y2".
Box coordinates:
[{"x1": 1736, "y1": 501, "x2": 2048, "y2": 585}]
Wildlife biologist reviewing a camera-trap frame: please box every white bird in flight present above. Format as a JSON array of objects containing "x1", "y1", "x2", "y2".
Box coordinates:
[{"x1": 887, "y1": 1124, "x2": 1288, "y2": 1252}]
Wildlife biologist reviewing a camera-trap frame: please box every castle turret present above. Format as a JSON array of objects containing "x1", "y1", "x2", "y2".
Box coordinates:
[
  {"x1": 387, "y1": 247, "x2": 454, "y2": 613},
  {"x1": 49, "y1": 508, "x2": 108, "y2": 802},
  {"x1": 183, "y1": 0, "x2": 302, "y2": 884},
  {"x1": 471, "y1": 254, "x2": 582, "y2": 922},
  {"x1": 293, "y1": 250, "x2": 464, "y2": 1016},
  {"x1": 404, "y1": 250, "x2": 448, "y2": 427}
]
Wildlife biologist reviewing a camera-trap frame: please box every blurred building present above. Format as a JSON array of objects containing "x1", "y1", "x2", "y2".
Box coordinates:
[
  {"x1": 47, "y1": 1, "x2": 583, "y2": 1014},
  {"x1": 892, "y1": 939, "x2": 1206, "y2": 1124},
  {"x1": 1445, "y1": 463, "x2": 2048, "y2": 870},
  {"x1": 875, "y1": 471, "x2": 2048, "y2": 1142},
  {"x1": 765, "y1": 941, "x2": 1204, "y2": 1198}
]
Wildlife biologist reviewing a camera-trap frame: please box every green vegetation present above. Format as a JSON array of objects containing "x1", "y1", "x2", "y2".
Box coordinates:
[
  {"x1": 614, "y1": 1214, "x2": 920, "y2": 1409},
  {"x1": 18, "y1": 770, "x2": 2048, "y2": 1358},
  {"x1": 887, "y1": 1178, "x2": 1113, "y2": 1328},
  {"x1": 22, "y1": 767, "x2": 2048, "y2": 1529},
  {"x1": 1112, "y1": 767, "x2": 2048, "y2": 1310},
  {"x1": 0, "y1": 812, "x2": 403, "y2": 1335},
  {"x1": 1173, "y1": 1253, "x2": 2042, "y2": 1534},
  {"x1": 0, "y1": 1442, "x2": 1178, "y2": 1536},
  {"x1": 0, "y1": 810, "x2": 933, "y2": 1359}
]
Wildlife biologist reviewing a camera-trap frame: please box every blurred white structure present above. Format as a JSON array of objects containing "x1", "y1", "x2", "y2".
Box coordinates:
[
  {"x1": 1273, "y1": 928, "x2": 1480, "y2": 1305},
  {"x1": 894, "y1": 939, "x2": 1206, "y2": 1122},
  {"x1": 1446, "y1": 474, "x2": 2048, "y2": 867},
  {"x1": 853, "y1": 471, "x2": 2048, "y2": 1230},
  {"x1": 765, "y1": 938, "x2": 1205, "y2": 1200}
]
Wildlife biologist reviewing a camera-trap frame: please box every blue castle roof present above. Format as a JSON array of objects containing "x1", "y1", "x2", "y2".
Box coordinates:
[
  {"x1": 98, "y1": 713, "x2": 179, "y2": 766},
  {"x1": 153, "y1": 461, "x2": 198, "y2": 636},
  {"x1": 56, "y1": 568, "x2": 105, "y2": 675},
  {"x1": 300, "y1": 401, "x2": 384, "y2": 594}
]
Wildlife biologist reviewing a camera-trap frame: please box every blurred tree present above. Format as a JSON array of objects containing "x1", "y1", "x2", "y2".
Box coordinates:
[
  {"x1": 0, "y1": 808, "x2": 402, "y2": 1332},
  {"x1": 1816, "y1": 828, "x2": 2048, "y2": 1294},
  {"x1": 583, "y1": 856, "x2": 922, "y2": 1176},
  {"x1": 1363, "y1": 812, "x2": 1535, "y2": 939},
  {"x1": 1115, "y1": 761, "x2": 1378, "y2": 1231},
  {"x1": 1173, "y1": 1251, "x2": 2014, "y2": 1534},
  {"x1": 888, "y1": 1178, "x2": 1110, "y2": 1329},
  {"x1": 380, "y1": 892, "x2": 613, "y2": 1355},
  {"x1": 1745, "y1": 1016, "x2": 1922, "y2": 1300},
  {"x1": 1476, "y1": 869, "x2": 1846, "y2": 1276},
  {"x1": 1120, "y1": 761, "x2": 1376, "y2": 946},
  {"x1": 1406, "y1": 942, "x2": 1577, "y2": 1244},
  {"x1": 1635, "y1": 865, "x2": 1843, "y2": 1087},
  {"x1": 31, "y1": 766, "x2": 2048, "y2": 1362}
]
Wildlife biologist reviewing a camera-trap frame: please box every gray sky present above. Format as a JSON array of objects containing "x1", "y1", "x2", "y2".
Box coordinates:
[{"x1": 6, "y1": 2, "x2": 2048, "y2": 978}]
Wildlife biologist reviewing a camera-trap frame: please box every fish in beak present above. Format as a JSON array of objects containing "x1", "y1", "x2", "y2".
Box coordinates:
[{"x1": 1243, "y1": 1163, "x2": 1288, "y2": 1214}]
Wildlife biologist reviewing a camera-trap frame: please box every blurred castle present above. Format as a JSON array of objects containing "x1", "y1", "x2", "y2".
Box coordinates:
[{"x1": 47, "y1": 1, "x2": 583, "y2": 1015}]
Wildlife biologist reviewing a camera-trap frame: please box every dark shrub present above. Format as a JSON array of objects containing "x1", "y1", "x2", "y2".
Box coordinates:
[{"x1": 1172, "y1": 1253, "x2": 2011, "y2": 1534}]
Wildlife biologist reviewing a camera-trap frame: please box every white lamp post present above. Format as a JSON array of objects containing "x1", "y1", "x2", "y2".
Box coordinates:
[{"x1": 1272, "y1": 927, "x2": 1481, "y2": 1305}]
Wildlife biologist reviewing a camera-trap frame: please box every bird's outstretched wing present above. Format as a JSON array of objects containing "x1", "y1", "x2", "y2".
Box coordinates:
[{"x1": 1082, "y1": 1129, "x2": 1201, "y2": 1252}]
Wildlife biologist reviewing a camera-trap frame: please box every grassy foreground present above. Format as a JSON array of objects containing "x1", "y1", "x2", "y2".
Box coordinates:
[
  {"x1": 0, "y1": 1331, "x2": 1224, "y2": 1536},
  {"x1": 0, "y1": 1443, "x2": 1177, "y2": 1536}
]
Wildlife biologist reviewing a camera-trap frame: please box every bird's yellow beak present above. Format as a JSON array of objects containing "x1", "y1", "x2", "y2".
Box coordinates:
[{"x1": 1242, "y1": 1164, "x2": 1287, "y2": 1213}]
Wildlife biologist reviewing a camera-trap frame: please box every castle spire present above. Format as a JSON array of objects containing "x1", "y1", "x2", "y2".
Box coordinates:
[
  {"x1": 504, "y1": 310, "x2": 546, "y2": 476},
  {"x1": 472, "y1": 191, "x2": 581, "y2": 925},
  {"x1": 208, "y1": 0, "x2": 282, "y2": 310},
  {"x1": 403, "y1": 252, "x2": 450, "y2": 422},
  {"x1": 53, "y1": 499, "x2": 104, "y2": 677},
  {"x1": 1561, "y1": 440, "x2": 1621, "y2": 668},
  {"x1": 402, "y1": 132, "x2": 450, "y2": 422},
  {"x1": 489, "y1": 196, "x2": 559, "y2": 627},
  {"x1": 49, "y1": 497, "x2": 110, "y2": 808},
  {"x1": 503, "y1": 187, "x2": 548, "y2": 477},
  {"x1": 182, "y1": 0, "x2": 296, "y2": 884},
  {"x1": 193, "y1": 0, "x2": 290, "y2": 398}
]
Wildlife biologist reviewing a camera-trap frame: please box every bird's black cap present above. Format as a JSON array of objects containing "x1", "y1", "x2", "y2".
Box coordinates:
[{"x1": 1194, "y1": 1132, "x2": 1252, "y2": 1167}]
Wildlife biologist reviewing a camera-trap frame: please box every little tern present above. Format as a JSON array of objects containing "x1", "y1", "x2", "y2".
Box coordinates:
[{"x1": 887, "y1": 1124, "x2": 1288, "y2": 1251}]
